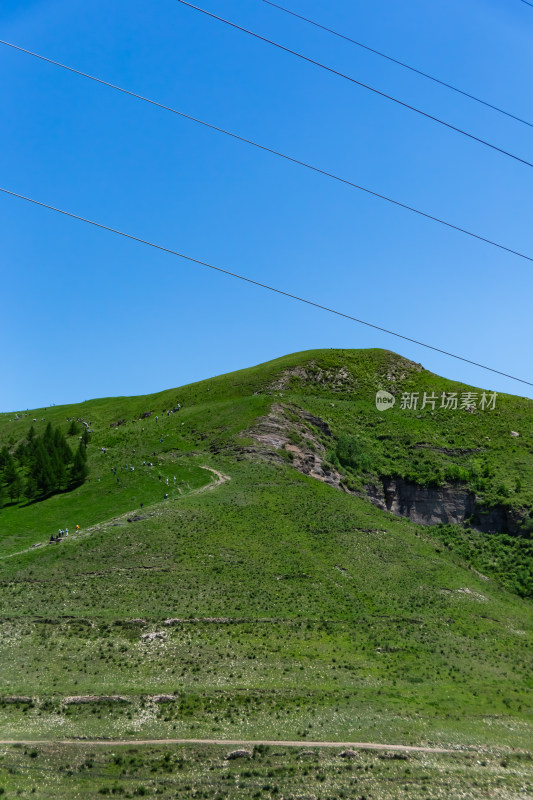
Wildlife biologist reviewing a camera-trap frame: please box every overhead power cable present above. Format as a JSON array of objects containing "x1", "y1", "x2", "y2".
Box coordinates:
[
  {"x1": 262, "y1": 0, "x2": 533, "y2": 130},
  {"x1": 519, "y1": 0, "x2": 533, "y2": 7},
  {"x1": 174, "y1": 0, "x2": 533, "y2": 170},
  {"x1": 1, "y1": 185, "x2": 531, "y2": 389},
  {"x1": 2, "y1": 39, "x2": 532, "y2": 265}
]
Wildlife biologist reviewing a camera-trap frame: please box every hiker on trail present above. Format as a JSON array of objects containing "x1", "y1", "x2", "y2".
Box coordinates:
[
  {"x1": 65, "y1": 528, "x2": 69, "y2": 536},
  {"x1": 140, "y1": 503, "x2": 143, "y2": 509},
  {"x1": 58, "y1": 529, "x2": 62, "y2": 537},
  {"x1": 155, "y1": 416, "x2": 158, "y2": 422},
  {"x1": 164, "y1": 493, "x2": 168, "y2": 499},
  {"x1": 49, "y1": 534, "x2": 54, "y2": 543},
  {"x1": 158, "y1": 474, "x2": 161, "y2": 481},
  {"x1": 165, "y1": 478, "x2": 169, "y2": 485},
  {"x1": 173, "y1": 476, "x2": 176, "y2": 482},
  {"x1": 76, "y1": 524, "x2": 80, "y2": 532}
]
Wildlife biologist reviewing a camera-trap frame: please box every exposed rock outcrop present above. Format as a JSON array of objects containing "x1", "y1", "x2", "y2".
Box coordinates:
[
  {"x1": 246, "y1": 404, "x2": 524, "y2": 535},
  {"x1": 267, "y1": 363, "x2": 358, "y2": 394},
  {"x1": 246, "y1": 404, "x2": 343, "y2": 489},
  {"x1": 366, "y1": 477, "x2": 522, "y2": 533},
  {"x1": 366, "y1": 478, "x2": 476, "y2": 526}
]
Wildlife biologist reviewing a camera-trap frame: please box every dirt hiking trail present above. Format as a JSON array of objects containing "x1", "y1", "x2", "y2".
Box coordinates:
[{"x1": 0, "y1": 737, "x2": 454, "y2": 753}]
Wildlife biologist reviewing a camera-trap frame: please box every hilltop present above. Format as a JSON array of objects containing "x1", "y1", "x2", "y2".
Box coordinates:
[
  {"x1": 0, "y1": 349, "x2": 531, "y2": 796},
  {"x1": 1, "y1": 348, "x2": 531, "y2": 591}
]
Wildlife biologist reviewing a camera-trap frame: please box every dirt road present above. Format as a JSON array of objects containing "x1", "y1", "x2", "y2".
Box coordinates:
[{"x1": 0, "y1": 737, "x2": 453, "y2": 753}]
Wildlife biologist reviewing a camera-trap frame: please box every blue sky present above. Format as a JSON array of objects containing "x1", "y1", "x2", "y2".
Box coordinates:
[{"x1": 1, "y1": 0, "x2": 532, "y2": 410}]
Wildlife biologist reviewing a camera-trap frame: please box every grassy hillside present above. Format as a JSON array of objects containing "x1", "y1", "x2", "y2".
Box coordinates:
[{"x1": 0, "y1": 349, "x2": 531, "y2": 795}]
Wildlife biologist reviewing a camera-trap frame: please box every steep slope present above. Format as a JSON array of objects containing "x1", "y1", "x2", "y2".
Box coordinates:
[{"x1": 0, "y1": 349, "x2": 531, "y2": 754}]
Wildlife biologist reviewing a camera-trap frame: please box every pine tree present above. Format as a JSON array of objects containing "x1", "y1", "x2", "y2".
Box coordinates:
[
  {"x1": 3, "y1": 457, "x2": 18, "y2": 495},
  {"x1": 70, "y1": 444, "x2": 88, "y2": 488},
  {"x1": 3, "y1": 457, "x2": 23, "y2": 502},
  {"x1": 25, "y1": 473, "x2": 38, "y2": 502},
  {"x1": 8, "y1": 472, "x2": 23, "y2": 501},
  {"x1": 43, "y1": 422, "x2": 54, "y2": 448},
  {"x1": 54, "y1": 428, "x2": 73, "y2": 465},
  {"x1": 0, "y1": 446, "x2": 10, "y2": 470},
  {"x1": 31, "y1": 441, "x2": 55, "y2": 498},
  {"x1": 14, "y1": 440, "x2": 28, "y2": 466},
  {"x1": 48, "y1": 447, "x2": 64, "y2": 492},
  {"x1": 67, "y1": 420, "x2": 78, "y2": 436}
]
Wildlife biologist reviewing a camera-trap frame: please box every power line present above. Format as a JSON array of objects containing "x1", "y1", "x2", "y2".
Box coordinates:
[
  {"x1": 519, "y1": 0, "x2": 533, "y2": 7},
  {"x1": 262, "y1": 0, "x2": 533, "y2": 130},
  {"x1": 2, "y1": 39, "x2": 532, "y2": 265},
  {"x1": 174, "y1": 0, "x2": 533, "y2": 170},
  {"x1": 0, "y1": 185, "x2": 531, "y2": 389}
]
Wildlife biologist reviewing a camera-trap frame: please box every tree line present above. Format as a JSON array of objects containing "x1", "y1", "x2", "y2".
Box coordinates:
[{"x1": 0, "y1": 422, "x2": 89, "y2": 507}]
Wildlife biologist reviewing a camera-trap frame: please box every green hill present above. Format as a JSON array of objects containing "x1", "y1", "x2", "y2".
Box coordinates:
[{"x1": 0, "y1": 349, "x2": 531, "y2": 797}]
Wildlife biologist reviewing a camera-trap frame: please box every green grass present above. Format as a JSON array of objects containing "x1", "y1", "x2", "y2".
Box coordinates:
[
  {"x1": 0, "y1": 348, "x2": 531, "y2": 796},
  {"x1": 0, "y1": 457, "x2": 531, "y2": 749},
  {"x1": 0, "y1": 742, "x2": 531, "y2": 799}
]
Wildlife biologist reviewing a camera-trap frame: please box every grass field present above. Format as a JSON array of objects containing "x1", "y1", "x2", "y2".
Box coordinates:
[
  {"x1": 0, "y1": 741, "x2": 531, "y2": 799},
  {"x1": 0, "y1": 349, "x2": 531, "y2": 796}
]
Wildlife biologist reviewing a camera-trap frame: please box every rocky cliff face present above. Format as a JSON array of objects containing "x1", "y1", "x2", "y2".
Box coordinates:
[
  {"x1": 366, "y1": 477, "x2": 522, "y2": 533},
  {"x1": 366, "y1": 478, "x2": 475, "y2": 526}
]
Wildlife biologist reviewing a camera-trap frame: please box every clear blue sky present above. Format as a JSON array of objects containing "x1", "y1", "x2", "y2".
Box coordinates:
[{"x1": 1, "y1": 0, "x2": 532, "y2": 410}]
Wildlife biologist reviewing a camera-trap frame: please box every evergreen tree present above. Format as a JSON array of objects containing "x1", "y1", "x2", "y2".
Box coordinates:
[
  {"x1": 14, "y1": 440, "x2": 28, "y2": 466},
  {"x1": 25, "y1": 473, "x2": 38, "y2": 502},
  {"x1": 48, "y1": 447, "x2": 64, "y2": 492},
  {"x1": 31, "y1": 441, "x2": 55, "y2": 498},
  {"x1": 43, "y1": 422, "x2": 54, "y2": 446},
  {"x1": 67, "y1": 420, "x2": 78, "y2": 436},
  {"x1": 70, "y1": 444, "x2": 88, "y2": 487},
  {"x1": 3, "y1": 457, "x2": 18, "y2": 495},
  {"x1": 54, "y1": 428, "x2": 73, "y2": 465},
  {"x1": 81, "y1": 427, "x2": 90, "y2": 446},
  {"x1": 8, "y1": 472, "x2": 23, "y2": 501},
  {"x1": 0, "y1": 446, "x2": 10, "y2": 470},
  {"x1": 3, "y1": 457, "x2": 23, "y2": 502},
  {"x1": 6, "y1": 422, "x2": 88, "y2": 502}
]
